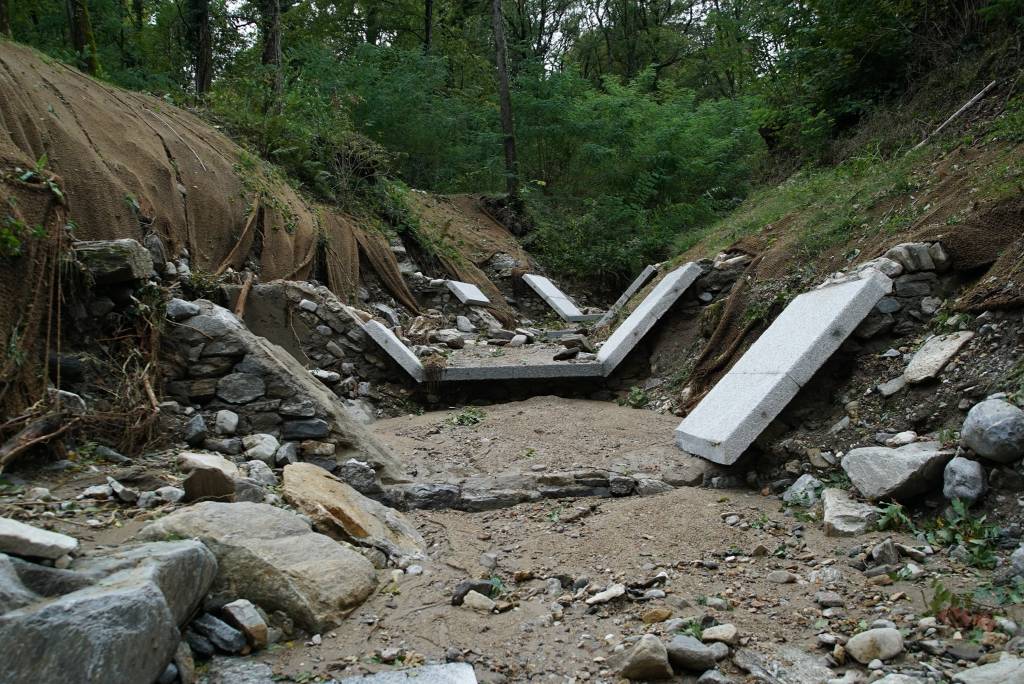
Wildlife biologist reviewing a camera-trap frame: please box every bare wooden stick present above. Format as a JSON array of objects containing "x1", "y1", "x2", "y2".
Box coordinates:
[
  {"x1": 234, "y1": 272, "x2": 254, "y2": 318},
  {"x1": 0, "y1": 414, "x2": 78, "y2": 472},
  {"x1": 911, "y1": 80, "x2": 997, "y2": 152},
  {"x1": 214, "y1": 196, "x2": 260, "y2": 276},
  {"x1": 142, "y1": 375, "x2": 159, "y2": 413}
]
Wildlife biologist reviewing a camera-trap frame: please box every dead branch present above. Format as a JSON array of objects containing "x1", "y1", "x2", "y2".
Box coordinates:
[
  {"x1": 0, "y1": 414, "x2": 79, "y2": 472},
  {"x1": 911, "y1": 80, "x2": 997, "y2": 152},
  {"x1": 234, "y1": 272, "x2": 254, "y2": 318},
  {"x1": 215, "y1": 196, "x2": 260, "y2": 276}
]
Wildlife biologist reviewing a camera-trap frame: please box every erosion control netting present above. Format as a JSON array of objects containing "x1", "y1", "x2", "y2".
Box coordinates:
[
  {"x1": 407, "y1": 193, "x2": 523, "y2": 328},
  {"x1": 0, "y1": 41, "x2": 424, "y2": 404}
]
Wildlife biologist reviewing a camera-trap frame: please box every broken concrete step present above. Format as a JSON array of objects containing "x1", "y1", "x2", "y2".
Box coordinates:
[
  {"x1": 521, "y1": 274, "x2": 600, "y2": 322},
  {"x1": 361, "y1": 320, "x2": 426, "y2": 382},
  {"x1": 594, "y1": 264, "x2": 659, "y2": 329},
  {"x1": 598, "y1": 263, "x2": 702, "y2": 375},
  {"x1": 675, "y1": 271, "x2": 891, "y2": 465},
  {"x1": 446, "y1": 280, "x2": 490, "y2": 306}
]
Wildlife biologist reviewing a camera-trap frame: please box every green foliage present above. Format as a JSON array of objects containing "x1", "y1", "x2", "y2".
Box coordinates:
[
  {"x1": 876, "y1": 502, "x2": 915, "y2": 532},
  {"x1": 921, "y1": 499, "x2": 1002, "y2": 569},
  {"x1": 447, "y1": 406, "x2": 486, "y2": 427},
  {"x1": 618, "y1": 386, "x2": 651, "y2": 409},
  {"x1": 674, "y1": 617, "x2": 705, "y2": 640}
]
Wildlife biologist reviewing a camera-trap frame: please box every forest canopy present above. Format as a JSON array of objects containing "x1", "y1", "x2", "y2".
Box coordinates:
[{"x1": 5, "y1": 0, "x2": 1023, "y2": 284}]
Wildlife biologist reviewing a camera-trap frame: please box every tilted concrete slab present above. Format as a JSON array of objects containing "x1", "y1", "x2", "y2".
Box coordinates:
[
  {"x1": 675, "y1": 372, "x2": 802, "y2": 465},
  {"x1": 727, "y1": 270, "x2": 893, "y2": 385},
  {"x1": 361, "y1": 320, "x2": 426, "y2": 382},
  {"x1": 446, "y1": 280, "x2": 490, "y2": 306},
  {"x1": 598, "y1": 263, "x2": 702, "y2": 374},
  {"x1": 594, "y1": 264, "x2": 659, "y2": 329},
  {"x1": 521, "y1": 274, "x2": 600, "y2": 322},
  {"x1": 675, "y1": 270, "x2": 892, "y2": 465}
]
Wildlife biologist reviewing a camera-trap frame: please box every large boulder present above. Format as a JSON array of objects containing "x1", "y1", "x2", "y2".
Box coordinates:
[
  {"x1": 0, "y1": 540, "x2": 214, "y2": 684},
  {"x1": 943, "y1": 456, "x2": 986, "y2": 504},
  {"x1": 73, "y1": 239, "x2": 155, "y2": 284},
  {"x1": 282, "y1": 463, "x2": 424, "y2": 562},
  {"x1": 140, "y1": 502, "x2": 377, "y2": 632},
  {"x1": 0, "y1": 554, "x2": 38, "y2": 613},
  {"x1": 841, "y1": 441, "x2": 953, "y2": 500},
  {"x1": 961, "y1": 399, "x2": 1024, "y2": 464}
]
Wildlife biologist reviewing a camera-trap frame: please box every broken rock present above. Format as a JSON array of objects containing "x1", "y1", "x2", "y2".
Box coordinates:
[
  {"x1": 845, "y1": 628, "x2": 904, "y2": 664},
  {"x1": 903, "y1": 331, "x2": 974, "y2": 384},
  {"x1": 281, "y1": 463, "x2": 424, "y2": 561},
  {"x1": 0, "y1": 517, "x2": 78, "y2": 560},
  {"x1": 822, "y1": 488, "x2": 877, "y2": 537},
  {"x1": 943, "y1": 456, "x2": 986, "y2": 504},
  {"x1": 841, "y1": 441, "x2": 953, "y2": 500}
]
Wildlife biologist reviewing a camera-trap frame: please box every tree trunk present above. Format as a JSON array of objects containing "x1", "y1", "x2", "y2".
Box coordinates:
[
  {"x1": 423, "y1": 0, "x2": 433, "y2": 53},
  {"x1": 490, "y1": 0, "x2": 519, "y2": 199},
  {"x1": 67, "y1": 0, "x2": 100, "y2": 75},
  {"x1": 0, "y1": 0, "x2": 11, "y2": 37},
  {"x1": 185, "y1": 0, "x2": 213, "y2": 95},
  {"x1": 132, "y1": 0, "x2": 143, "y2": 30},
  {"x1": 259, "y1": 0, "x2": 283, "y2": 102}
]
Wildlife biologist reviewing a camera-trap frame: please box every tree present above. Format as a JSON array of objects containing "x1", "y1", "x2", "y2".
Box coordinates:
[
  {"x1": 490, "y1": 0, "x2": 518, "y2": 199},
  {"x1": 66, "y1": 0, "x2": 100, "y2": 75},
  {"x1": 0, "y1": 0, "x2": 11, "y2": 37},
  {"x1": 423, "y1": 0, "x2": 433, "y2": 53},
  {"x1": 184, "y1": 0, "x2": 213, "y2": 95},
  {"x1": 259, "y1": 0, "x2": 283, "y2": 99}
]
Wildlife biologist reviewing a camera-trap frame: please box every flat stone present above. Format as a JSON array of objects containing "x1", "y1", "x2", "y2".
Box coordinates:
[
  {"x1": 337, "y1": 663, "x2": 478, "y2": 683},
  {"x1": 73, "y1": 239, "x2": 155, "y2": 283},
  {"x1": 462, "y1": 589, "x2": 496, "y2": 613},
  {"x1": 200, "y1": 657, "x2": 276, "y2": 683},
  {"x1": 361, "y1": 320, "x2": 426, "y2": 382},
  {"x1": 845, "y1": 628, "x2": 903, "y2": 664},
  {"x1": 677, "y1": 271, "x2": 890, "y2": 464},
  {"x1": 179, "y1": 451, "x2": 239, "y2": 478},
  {"x1": 598, "y1": 263, "x2": 701, "y2": 374},
  {"x1": 586, "y1": 583, "x2": 626, "y2": 605},
  {"x1": 221, "y1": 599, "x2": 268, "y2": 649},
  {"x1": 140, "y1": 502, "x2": 377, "y2": 632},
  {"x1": 877, "y1": 376, "x2": 907, "y2": 397},
  {"x1": 903, "y1": 331, "x2": 974, "y2": 383},
  {"x1": 521, "y1": 274, "x2": 600, "y2": 322},
  {"x1": 216, "y1": 373, "x2": 266, "y2": 404},
  {"x1": 282, "y1": 463, "x2": 424, "y2": 561},
  {"x1": 595, "y1": 264, "x2": 659, "y2": 329},
  {"x1": 0, "y1": 518, "x2": 78, "y2": 560},
  {"x1": 842, "y1": 441, "x2": 953, "y2": 500},
  {"x1": 167, "y1": 298, "x2": 200, "y2": 321},
  {"x1": 281, "y1": 419, "x2": 330, "y2": 440},
  {"x1": 619, "y1": 634, "x2": 673, "y2": 680},
  {"x1": 192, "y1": 612, "x2": 246, "y2": 653},
  {"x1": 952, "y1": 655, "x2": 1024, "y2": 683},
  {"x1": 446, "y1": 280, "x2": 490, "y2": 306},
  {"x1": 702, "y1": 623, "x2": 739, "y2": 645},
  {"x1": 822, "y1": 488, "x2": 878, "y2": 536},
  {"x1": 961, "y1": 399, "x2": 1024, "y2": 463}
]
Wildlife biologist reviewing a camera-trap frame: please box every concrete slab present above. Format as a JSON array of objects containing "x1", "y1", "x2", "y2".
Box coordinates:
[
  {"x1": 594, "y1": 264, "x2": 659, "y2": 329},
  {"x1": 361, "y1": 320, "x2": 426, "y2": 382},
  {"x1": 675, "y1": 270, "x2": 892, "y2": 465},
  {"x1": 440, "y1": 362, "x2": 605, "y2": 382},
  {"x1": 598, "y1": 263, "x2": 702, "y2": 374},
  {"x1": 446, "y1": 280, "x2": 490, "y2": 306},
  {"x1": 674, "y1": 371, "x2": 801, "y2": 464},
  {"x1": 521, "y1": 274, "x2": 599, "y2": 322},
  {"x1": 727, "y1": 270, "x2": 893, "y2": 385},
  {"x1": 340, "y1": 663, "x2": 477, "y2": 683}
]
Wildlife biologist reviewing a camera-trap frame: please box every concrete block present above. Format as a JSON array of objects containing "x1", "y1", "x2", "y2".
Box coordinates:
[
  {"x1": 440, "y1": 362, "x2": 605, "y2": 382},
  {"x1": 675, "y1": 371, "x2": 801, "y2": 465},
  {"x1": 675, "y1": 270, "x2": 891, "y2": 465},
  {"x1": 594, "y1": 265, "x2": 659, "y2": 329},
  {"x1": 521, "y1": 274, "x2": 597, "y2": 322},
  {"x1": 598, "y1": 263, "x2": 702, "y2": 374},
  {"x1": 361, "y1": 321, "x2": 426, "y2": 382},
  {"x1": 727, "y1": 270, "x2": 892, "y2": 385},
  {"x1": 446, "y1": 280, "x2": 490, "y2": 306}
]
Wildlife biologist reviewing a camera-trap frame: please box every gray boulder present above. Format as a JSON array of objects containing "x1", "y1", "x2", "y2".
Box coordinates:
[
  {"x1": 0, "y1": 540, "x2": 215, "y2": 684},
  {"x1": 74, "y1": 239, "x2": 155, "y2": 284},
  {"x1": 782, "y1": 474, "x2": 822, "y2": 506},
  {"x1": 962, "y1": 399, "x2": 1024, "y2": 464},
  {"x1": 666, "y1": 634, "x2": 716, "y2": 672},
  {"x1": 0, "y1": 554, "x2": 38, "y2": 613},
  {"x1": 619, "y1": 634, "x2": 673, "y2": 680},
  {"x1": 0, "y1": 517, "x2": 78, "y2": 560},
  {"x1": 841, "y1": 441, "x2": 953, "y2": 500},
  {"x1": 943, "y1": 456, "x2": 986, "y2": 504},
  {"x1": 140, "y1": 502, "x2": 377, "y2": 632}
]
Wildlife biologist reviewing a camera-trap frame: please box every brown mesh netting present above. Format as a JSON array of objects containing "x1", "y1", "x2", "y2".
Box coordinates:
[
  {"x1": 322, "y1": 211, "x2": 360, "y2": 302},
  {"x1": 353, "y1": 224, "x2": 421, "y2": 313},
  {"x1": 906, "y1": 196, "x2": 1024, "y2": 311}
]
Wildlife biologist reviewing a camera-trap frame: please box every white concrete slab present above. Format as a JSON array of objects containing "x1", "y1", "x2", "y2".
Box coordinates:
[
  {"x1": 595, "y1": 265, "x2": 659, "y2": 329},
  {"x1": 440, "y1": 362, "x2": 605, "y2": 382},
  {"x1": 446, "y1": 280, "x2": 490, "y2": 306},
  {"x1": 727, "y1": 270, "x2": 892, "y2": 385},
  {"x1": 340, "y1": 663, "x2": 477, "y2": 683},
  {"x1": 675, "y1": 270, "x2": 892, "y2": 465},
  {"x1": 361, "y1": 320, "x2": 426, "y2": 382},
  {"x1": 521, "y1": 274, "x2": 596, "y2": 322},
  {"x1": 598, "y1": 263, "x2": 702, "y2": 374},
  {"x1": 675, "y1": 372, "x2": 801, "y2": 465}
]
